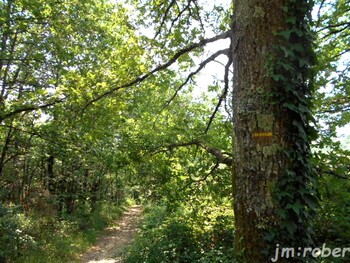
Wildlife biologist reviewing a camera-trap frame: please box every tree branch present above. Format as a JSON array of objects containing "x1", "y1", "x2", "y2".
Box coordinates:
[
  {"x1": 192, "y1": 0, "x2": 205, "y2": 33},
  {"x1": 154, "y1": 0, "x2": 177, "y2": 39},
  {"x1": 317, "y1": 167, "x2": 349, "y2": 180},
  {"x1": 205, "y1": 49, "x2": 233, "y2": 133},
  {"x1": 321, "y1": 22, "x2": 350, "y2": 39},
  {"x1": 83, "y1": 31, "x2": 231, "y2": 109},
  {"x1": 157, "y1": 140, "x2": 233, "y2": 166},
  {"x1": 164, "y1": 48, "x2": 229, "y2": 107},
  {"x1": 318, "y1": 21, "x2": 350, "y2": 33},
  {"x1": 0, "y1": 98, "x2": 65, "y2": 122},
  {"x1": 315, "y1": 0, "x2": 327, "y2": 28},
  {"x1": 186, "y1": 162, "x2": 220, "y2": 190},
  {"x1": 318, "y1": 98, "x2": 350, "y2": 114},
  {"x1": 155, "y1": 0, "x2": 204, "y2": 39}
]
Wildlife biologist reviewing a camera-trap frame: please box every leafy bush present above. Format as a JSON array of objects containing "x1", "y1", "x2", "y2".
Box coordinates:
[
  {"x1": 125, "y1": 203, "x2": 237, "y2": 263},
  {"x1": 314, "y1": 175, "x2": 350, "y2": 263},
  {"x1": 1, "y1": 201, "x2": 126, "y2": 263},
  {"x1": 0, "y1": 203, "x2": 34, "y2": 262}
]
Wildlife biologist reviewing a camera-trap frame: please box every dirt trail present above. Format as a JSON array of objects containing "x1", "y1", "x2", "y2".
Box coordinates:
[{"x1": 80, "y1": 205, "x2": 143, "y2": 263}]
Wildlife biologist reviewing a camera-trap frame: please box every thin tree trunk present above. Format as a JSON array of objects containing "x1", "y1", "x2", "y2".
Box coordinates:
[
  {"x1": 47, "y1": 155, "x2": 55, "y2": 194},
  {"x1": 0, "y1": 124, "x2": 13, "y2": 178}
]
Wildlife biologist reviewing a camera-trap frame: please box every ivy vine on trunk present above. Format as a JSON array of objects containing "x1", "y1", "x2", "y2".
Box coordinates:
[{"x1": 232, "y1": 0, "x2": 318, "y2": 261}]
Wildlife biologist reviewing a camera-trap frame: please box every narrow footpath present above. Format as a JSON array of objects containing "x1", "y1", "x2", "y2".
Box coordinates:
[{"x1": 80, "y1": 205, "x2": 143, "y2": 263}]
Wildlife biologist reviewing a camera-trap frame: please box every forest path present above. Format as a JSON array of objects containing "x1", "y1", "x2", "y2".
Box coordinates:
[{"x1": 80, "y1": 205, "x2": 143, "y2": 263}]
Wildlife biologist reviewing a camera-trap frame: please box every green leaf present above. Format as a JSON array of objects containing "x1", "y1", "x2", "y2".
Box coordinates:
[
  {"x1": 281, "y1": 46, "x2": 295, "y2": 58},
  {"x1": 285, "y1": 16, "x2": 297, "y2": 25},
  {"x1": 271, "y1": 74, "x2": 286, "y2": 81},
  {"x1": 278, "y1": 30, "x2": 293, "y2": 40},
  {"x1": 277, "y1": 208, "x2": 288, "y2": 219},
  {"x1": 283, "y1": 221, "x2": 297, "y2": 235},
  {"x1": 291, "y1": 201, "x2": 303, "y2": 216}
]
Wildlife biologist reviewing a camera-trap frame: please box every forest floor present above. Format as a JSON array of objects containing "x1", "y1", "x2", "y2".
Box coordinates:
[{"x1": 80, "y1": 205, "x2": 143, "y2": 263}]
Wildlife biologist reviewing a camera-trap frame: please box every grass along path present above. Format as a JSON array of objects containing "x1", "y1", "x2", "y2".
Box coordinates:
[{"x1": 80, "y1": 205, "x2": 143, "y2": 263}]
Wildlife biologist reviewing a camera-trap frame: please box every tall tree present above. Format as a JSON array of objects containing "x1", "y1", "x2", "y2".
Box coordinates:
[
  {"x1": 0, "y1": 0, "x2": 144, "y2": 210},
  {"x1": 82, "y1": 1, "x2": 319, "y2": 261},
  {"x1": 232, "y1": 0, "x2": 317, "y2": 262}
]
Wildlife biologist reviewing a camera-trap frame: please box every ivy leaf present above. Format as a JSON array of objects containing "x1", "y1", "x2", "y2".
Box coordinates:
[
  {"x1": 291, "y1": 201, "x2": 303, "y2": 216},
  {"x1": 276, "y1": 208, "x2": 288, "y2": 219},
  {"x1": 285, "y1": 16, "x2": 297, "y2": 25},
  {"x1": 299, "y1": 58, "x2": 310, "y2": 67},
  {"x1": 282, "y1": 221, "x2": 297, "y2": 235},
  {"x1": 291, "y1": 43, "x2": 305, "y2": 52},
  {"x1": 304, "y1": 196, "x2": 318, "y2": 210},
  {"x1": 278, "y1": 30, "x2": 293, "y2": 40},
  {"x1": 281, "y1": 46, "x2": 296, "y2": 58},
  {"x1": 271, "y1": 74, "x2": 286, "y2": 81},
  {"x1": 283, "y1": 102, "x2": 299, "y2": 112}
]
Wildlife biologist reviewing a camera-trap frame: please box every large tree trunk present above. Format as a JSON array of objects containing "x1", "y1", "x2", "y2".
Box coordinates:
[{"x1": 232, "y1": 0, "x2": 315, "y2": 262}]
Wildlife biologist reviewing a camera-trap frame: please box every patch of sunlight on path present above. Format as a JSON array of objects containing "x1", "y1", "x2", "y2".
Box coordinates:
[{"x1": 80, "y1": 205, "x2": 143, "y2": 263}]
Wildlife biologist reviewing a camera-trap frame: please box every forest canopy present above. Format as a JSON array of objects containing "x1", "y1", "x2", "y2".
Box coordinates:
[{"x1": 0, "y1": 0, "x2": 349, "y2": 262}]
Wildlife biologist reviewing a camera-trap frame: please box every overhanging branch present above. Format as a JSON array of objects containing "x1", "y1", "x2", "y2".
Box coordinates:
[
  {"x1": 84, "y1": 30, "x2": 231, "y2": 109},
  {"x1": 317, "y1": 167, "x2": 349, "y2": 180},
  {"x1": 164, "y1": 48, "x2": 230, "y2": 107},
  {"x1": 0, "y1": 98, "x2": 65, "y2": 122},
  {"x1": 205, "y1": 49, "x2": 233, "y2": 133},
  {"x1": 157, "y1": 140, "x2": 233, "y2": 166}
]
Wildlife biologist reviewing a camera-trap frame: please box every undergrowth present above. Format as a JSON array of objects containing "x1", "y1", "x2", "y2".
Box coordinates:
[
  {"x1": 0, "y1": 201, "x2": 126, "y2": 263},
  {"x1": 124, "y1": 203, "x2": 237, "y2": 263}
]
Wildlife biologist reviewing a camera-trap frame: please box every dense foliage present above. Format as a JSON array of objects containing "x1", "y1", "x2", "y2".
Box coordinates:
[
  {"x1": 125, "y1": 203, "x2": 235, "y2": 263},
  {"x1": 0, "y1": 0, "x2": 349, "y2": 262},
  {"x1": 312, "y1": 0, "x2": 350, "y2": 259}
]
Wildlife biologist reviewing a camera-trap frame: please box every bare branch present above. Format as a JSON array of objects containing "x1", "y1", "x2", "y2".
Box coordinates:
[
  {"x1": 315, "y1": 0, "x2": 328, "y2": 28},
  {"x1": 164, "y1": 48, "x2": 229, "y2": 107},
  {"x1": 169, "y1": 5, "x2": 189, "y2": 34},
  {"x1": 205, "y1": 49, "x2": 233, "y2": 134},
  {"x1": 212, "y1": 59, "x2": 234, "y2": 74},
  {"x1": 332, "y1": 48, "x2": 350, "y2": 59},
  {"x1": 84, "y1": 31, "x2": 231, "y2": 109},
  {"x1": 0, "y1": 123, "x2": 41, "y2": 137},
  {"x1": 180, "y1": 161, "x2": 220, "y2": 191},
  {"x1": 319, "y1": 105, "x2": 350, "y2": 114},
  {"x1": 192, "y1": 0, "x2": 205, "y2": 33},
  {"x1": 155, "y1": 0, "x2": 203, "y2": 39}
]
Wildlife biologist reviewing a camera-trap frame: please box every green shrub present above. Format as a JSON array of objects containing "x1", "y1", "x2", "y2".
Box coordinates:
[
  {"x1": 314, "y1": 176, "x2": 350, "y2": 263},
  {"x1": 9, "y1": 202, "x2": 126, "y2": 263},
  {"x1": 0, "y1": 203, "x2": 34, "y2": 262},
  {"x1": 125, "y1": 203, "x2": 236, "y2": 263}
]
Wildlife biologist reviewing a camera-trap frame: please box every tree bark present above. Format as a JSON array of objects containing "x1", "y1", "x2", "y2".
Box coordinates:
[
  {"x1": 0, "y1": 123, "x2": 13, "y2": 178},
  {"x1": 232, "y1": 0, "x2": 314, "y2": 262},
  {"x1": 47, "y1": 155, "x2": 55, "y2": 194}
]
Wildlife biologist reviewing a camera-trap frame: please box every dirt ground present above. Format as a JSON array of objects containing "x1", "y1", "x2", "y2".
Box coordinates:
[{"x1": 80, "y1": 205, "x2": 143, "y2": 263}]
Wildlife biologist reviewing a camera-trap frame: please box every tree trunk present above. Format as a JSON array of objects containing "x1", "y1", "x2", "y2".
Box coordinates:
[
  {"x1": 232, "y1": 0, "x2": 315, "y2": 261},
  {"x1": 0, "y1": 124, "x2": 13, "y2": 178},
  {"x1": 47, "y1": 155, "x2": 55, "y2": 194}
]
